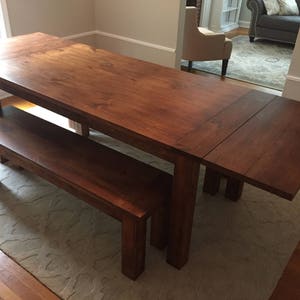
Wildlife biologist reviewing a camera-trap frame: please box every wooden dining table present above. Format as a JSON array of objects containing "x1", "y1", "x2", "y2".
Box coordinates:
[{"x1": 0, "y1": 32, "x2": 299, "y2": 269}]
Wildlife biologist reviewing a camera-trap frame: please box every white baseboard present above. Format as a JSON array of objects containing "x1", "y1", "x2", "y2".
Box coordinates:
[
  {"x1": 238, "y1": 21, "x2": 250, "y2": 29},
  {"x1": 95, "y1": 30, "x2": 177, "y2": 67},
  {"x1": 286, "y1": 75, "x2": 300, "y2": 83},
  {"x1": 64, "y1": 30, "x2": 177, "y2": 67},
  {"x1": 64, "y1": 31, "x2": 98, "y2": 41},
  {"x1": 95, "y1": 30, "x2": 175, "y2": 54},
  {"x1": 283, "y1": 75, "x2": 300, "y2": 101}
]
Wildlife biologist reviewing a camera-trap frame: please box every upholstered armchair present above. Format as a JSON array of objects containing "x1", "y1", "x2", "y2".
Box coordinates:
[{"x1": 182, "y1": 7, "x2": 232, "y2": 76}]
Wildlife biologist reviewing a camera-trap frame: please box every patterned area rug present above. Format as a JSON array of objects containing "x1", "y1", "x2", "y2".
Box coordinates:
[
  {"x1": 182, "y1": 35, "x2": 294, "y2": 90},
  {"x1": 1, "y1": 130, "x2": 300, "y2": 300}
]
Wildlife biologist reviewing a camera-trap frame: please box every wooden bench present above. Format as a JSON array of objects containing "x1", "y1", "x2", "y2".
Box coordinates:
[
  {"x1": 0, "y1": 106, "x2": 172, "y2": 280},
  {"x1": 269, "y1": 241, "x2": 300, "y2": 300},
  {"x1": 202, "y1": 97, "x2": 300, "y2": 201}
]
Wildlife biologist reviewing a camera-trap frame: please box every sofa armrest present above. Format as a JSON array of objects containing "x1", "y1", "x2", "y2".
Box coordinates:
[{"x1": 247, "y1": 0, "x2": 267, "y2": 38}]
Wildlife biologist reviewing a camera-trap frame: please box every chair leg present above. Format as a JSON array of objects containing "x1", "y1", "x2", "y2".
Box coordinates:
[
  {"x1": 221, "y1": 59, "x2": 229, "y2": 76},
  {"x1": 122, "y1": 216, "x2": 146, "y2": 280},
  {"x1": 188, "y1": 61, "x2": 193, "y2": 72}
]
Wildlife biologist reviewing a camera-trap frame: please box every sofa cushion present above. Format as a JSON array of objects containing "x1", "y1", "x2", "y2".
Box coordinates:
[
  {"x1": 278, "y1": 0, "x2": 299, "y2": 15},
  {"x1": 263, "y1": 0, "x2": 280, "y2": 15},
  {"x1": 258, "y1": 15, "x2": 300, "y2": 32}
]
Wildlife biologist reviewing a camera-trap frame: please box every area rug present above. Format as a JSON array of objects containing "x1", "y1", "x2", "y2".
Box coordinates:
[
  {"x1": 1, "y1": 130, "x2": 300, "y2": 300},
  {"x1": 182, "y1": 35, "x2": 294, "y2": 90}
]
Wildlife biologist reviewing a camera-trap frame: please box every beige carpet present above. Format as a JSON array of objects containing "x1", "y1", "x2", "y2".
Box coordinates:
[
  {"x1": 182, "y1": 36, "x2": 294, "y2": 91},
  {"x1": 0, "y1": 130, "x2": 300, "y2": 300}
]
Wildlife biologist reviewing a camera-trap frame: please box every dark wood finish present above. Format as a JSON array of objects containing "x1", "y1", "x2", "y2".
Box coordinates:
[
  {"x1": 188, "y1": 60, "x2": 193, "y2": 72},
  {"x1": 80, "y1": 123, "x2": 90, "y2": 137},
  {"x1": 167, "y1": 155, "x2": 200, "y2": 267},
  {"x1": 186, "y1": 0, "x2": 197, "y2": 5},
  {"x1": 0, "y1": 33, "x2": 255, "y2": 158},
  {"x1": 0, "y1": 155, "x2": 8, "y2": 164},
  {"x1": 0, "y1": 106, "x2": 171, "y2": 279},
  {"x1": 0, "y1": 250, "x2": 60, "y2": 300},
  {"x1": 122, "y1": 216, "x2": 147, "y2": 279},
  {"x1": 150, "y1": 206, "x2": 169, "y2": 250},
  {"x1": 204, "y1": 97, "x2": 300, "y2": 200},
  {"x1": 177, "y1": 90, "x2": 275, "y2": 157},
  {"x1": 270, "y1": 242, "x2": 300, "y2": 300},
  {"x1": 0, "y1": 33, "x2": 299, "y2": 269},
  {"x1": 225, "y1": 177, "x2": 244, "y2": 201},
  {"x1": 222, "y1": 59, "x2": 229, "y2": 76},
  {"x1": 203, "y1": 167, "x2": 221, "y2": 195}
]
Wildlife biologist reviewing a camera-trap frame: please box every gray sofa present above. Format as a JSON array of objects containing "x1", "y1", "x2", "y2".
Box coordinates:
[{"x1": 247, "y1": 0, "x2": 300, "y2": 44}]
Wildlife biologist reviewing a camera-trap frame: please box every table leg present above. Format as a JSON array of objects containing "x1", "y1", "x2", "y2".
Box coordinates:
[
  {"x1": 167, "y1": 155, "x2": 200, "y2": 269},
  {"x1": 225, "y1": 178, "x2": 244, "y2": 201},
  {"x1": 203, "y1": 167, "x2": 221, "y2": 195}
]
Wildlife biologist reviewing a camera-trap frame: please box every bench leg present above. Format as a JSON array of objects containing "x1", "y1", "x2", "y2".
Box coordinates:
[
  {"x1": 203, "y1": 167, "x2": 221, "y2": 195},
  {"x1": 0, "y1": 156, "x2": 8, "y2": 164},
  {"x1": 122, "y1": 216, "x2": 146, "y2": 280},
  {"x1": 79, "y1": 123, "x2": 90, "y2": 137},
  {"x1": 68, "y1": 120, "x2": 90, "y2": 137},
  {"x1": 225, "y1": 177, "x2": 244, "y2": 201},
  {"x1": 150, "y1": 206, "x2": 168, "y2": 250}
]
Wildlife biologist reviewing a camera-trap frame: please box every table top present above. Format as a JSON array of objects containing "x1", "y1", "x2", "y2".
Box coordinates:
[
  {"x1": 0, "y1": 32, "x2": 275, "y2": 161},
  {"x1": 0, "y1": 32, "x2": 299, "y2": 200},
  {"x1": 204, "y1": 96, "x2": 300, "y2": 200}
]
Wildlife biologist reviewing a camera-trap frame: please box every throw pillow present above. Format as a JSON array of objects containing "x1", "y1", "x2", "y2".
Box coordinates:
[
  {"x1": 263, "y1": 0, "x2": 280, "y2": 15},
  {"x1": 278, "y1": 0, "x2": 300, "y2": 15}
]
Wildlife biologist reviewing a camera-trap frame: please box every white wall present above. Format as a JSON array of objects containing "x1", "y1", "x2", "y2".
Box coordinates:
[
  {"x1": 94, "y1": 0, "x2": 184, "y2": 67},
  {"x1": 239, "y1": 0, "x2": 251, "y2": 28},
  {"x1": 6, "y1": 0, "x2": 95, "y2": 37},
  {"x1": 0, "y1": 0, "x2": 96, "y2": 99},
  {"x1": 4, "y1": 0, "x2": 184, "y2": 68},
  {"x1": 283, "y1": 30, "x2": 300, "y2": 101}
]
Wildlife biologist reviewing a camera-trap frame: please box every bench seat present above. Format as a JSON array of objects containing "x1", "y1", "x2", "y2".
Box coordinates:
[{"x1": 0, "y1": 106, "x2": 172, "y2": 279}]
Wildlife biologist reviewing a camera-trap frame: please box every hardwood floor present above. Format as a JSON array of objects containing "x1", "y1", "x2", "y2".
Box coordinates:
[
  {"x1": 225, "y1": 27, "x2": 248, "y2": 39},
  {"x1": 269, "y1": 241, "x2": 300, "y2": 300},
  {"x1": 0, "y1": 251, "x2": 60, "y2": 300}
]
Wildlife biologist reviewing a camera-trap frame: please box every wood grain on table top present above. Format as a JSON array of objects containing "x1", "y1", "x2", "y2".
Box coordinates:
[
  {"x1": 204, "y1": 97, "x2": 300, "y2": 200},
  {"x1": 0, "y1": 32, "x2": 275, "y2": 157},
  {"x1": 1, "y1": 32, "x2": 299, "y2": 200}
]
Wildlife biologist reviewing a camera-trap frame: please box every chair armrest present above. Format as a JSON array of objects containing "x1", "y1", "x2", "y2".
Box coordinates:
[
  {"x1": 247, "y1": 0, "x2": 266, "y2": 38},
  {"x1": 198, "y1": 27, "x2": 225, "y2": 38}
]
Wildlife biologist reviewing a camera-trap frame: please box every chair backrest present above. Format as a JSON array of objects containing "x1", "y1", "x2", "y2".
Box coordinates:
[
  {"x1": 184, "y1": 7, "x2": 202, "y2": 42},
  {"x1": 182, "y1": 7, "x2": 228, "y2": 61}
]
